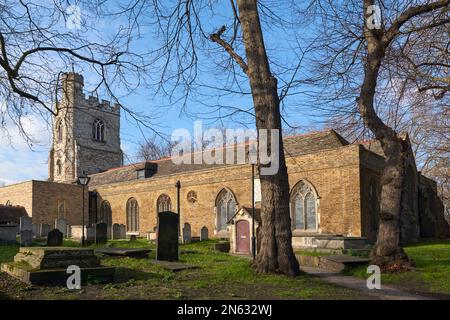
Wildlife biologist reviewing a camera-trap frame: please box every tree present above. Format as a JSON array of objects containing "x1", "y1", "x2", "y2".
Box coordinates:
[
  {"x1": 298, "y1": 0, "x2": 449, "y2": 268},
  {"x1": 0, "y1": 1, "x2": 145, "y2": 145},
  {"x1": 136, "y1": 0, "x2": 301, "y2": 276},
  {"x1": 136, "y1": 134, "x2": 175, "y2": 161}
]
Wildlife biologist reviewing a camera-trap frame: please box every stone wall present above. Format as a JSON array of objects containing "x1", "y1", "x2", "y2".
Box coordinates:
[
  {"x1": 92, "y1": 144, "x2": 364, "y2": 239},
  {"x1": 0, "y1": 181, "x2": 33, "y2": 217},
  {"x1": 0, "y1": 180, "x2": 87, "y2": 226}
]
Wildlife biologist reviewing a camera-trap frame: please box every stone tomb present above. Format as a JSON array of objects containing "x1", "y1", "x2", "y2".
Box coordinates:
[
  {"x1": 1, "y1": 247, "x2": 115, "y2": 285},
  {"x1": 39, "y1": 224, "x2": 50, "y2": 238},
  {"x1": 156, "y1": 211, "x2": 179, "y2": 261}
]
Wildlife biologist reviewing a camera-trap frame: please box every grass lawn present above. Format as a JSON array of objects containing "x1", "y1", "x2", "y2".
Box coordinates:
[
  {"x1": 344, "y1": 240, "x2": 450, "y2": 297},
  {"x1": 0, "y1": 239, "x2": 372, "y2": 300}
]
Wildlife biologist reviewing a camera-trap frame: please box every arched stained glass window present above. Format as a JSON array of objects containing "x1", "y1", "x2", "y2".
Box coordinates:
[
  {"x1": 216, "y1": 189, "x2": 237, "y2": 231},
  {"x1": 99, "y1": 201, "x2": 112, "y2": 226},
  {"x1": 291, "y1": 181, "x2": 318, "y2": 231},
  {"x1": 157, "y1": 194, "x2": 172, "y2": 213}
]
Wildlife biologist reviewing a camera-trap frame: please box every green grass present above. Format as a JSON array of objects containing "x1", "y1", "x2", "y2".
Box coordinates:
[
  {"x1": 0, "y1": 239, "x2": 366, "y2": 300},
  {"x1": 344, "y1": 240, "x2": 450, "y2": 295}
]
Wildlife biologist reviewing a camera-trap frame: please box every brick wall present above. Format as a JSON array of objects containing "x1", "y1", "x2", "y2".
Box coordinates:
[{"x1": 0, "y1": 181, "x2": 33, "y2": 217}]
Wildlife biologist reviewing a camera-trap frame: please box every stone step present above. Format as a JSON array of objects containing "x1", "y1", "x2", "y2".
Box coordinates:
[{"x1": 296, "y1": 254, "x2": 369, "y2": 272}]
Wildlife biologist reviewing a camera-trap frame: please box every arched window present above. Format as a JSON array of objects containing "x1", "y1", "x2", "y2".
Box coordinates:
[
  {"x1": 56, "y1": 159, "x2": 62, "y2": 176},
  {"x1": 99, "y1": 201, "x2": 112, "y2": 226},
  {"x1": 290, "y1": 181, "x2": 318, "y2": 231},
  {"x1": 215, "y1": 188, "x2": 237, "y2": 231},
  {"x1": 57, "y1": 200, "x2": 66, "y2": 219},
  {"x1": 56, "y1": 120, "x2": 63, "y2": 142},
  {"x1": 157, "y1": 194, "x2": 172, "y2": 213},
  {"x1": 126, "y1": 198, "x2": 139, "y2": 233},
  {"x1": 93, "y1": 119, "x2": 105, "y2": 141}
]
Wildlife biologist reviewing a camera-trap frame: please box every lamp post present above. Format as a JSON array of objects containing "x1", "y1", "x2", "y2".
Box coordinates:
[
  {"x1": 175, "y1": 180, "x2": 181, "y2": 236},
  {"x1": 77, "y1": 171, "x2": 90, "y2": 246}
]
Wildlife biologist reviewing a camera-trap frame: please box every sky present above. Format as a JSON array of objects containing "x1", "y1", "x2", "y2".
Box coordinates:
[{"x1": 0, "y1": 1, "x2": 322, "y2": 186}]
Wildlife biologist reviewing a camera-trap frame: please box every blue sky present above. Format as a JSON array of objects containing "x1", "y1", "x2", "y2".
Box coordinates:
[{"x1": 0, "y1": 1, "x2": 323, "y2": 186}]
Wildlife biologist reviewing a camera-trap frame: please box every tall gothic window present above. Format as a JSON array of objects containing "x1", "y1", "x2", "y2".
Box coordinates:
[
  {"x1": 57, "y1": 200, "x2": 66, "y2": 219},
  {"x1": 93, "y1": 119, "x2": 105, "y2": 141},
  {"x1": 157, "y1": 194, "x2": 172, "y2": 213},
  {"x1": 56, "y1": 120, "x2": 63, "y2": 142},
  {"x1": 216, "y1": 189, "x2": 237, "y2": 231},
  {"x1": 126, "y1": 198, "x2": 139, "y2": 233},
  {"x1": 291, "y1": 181, "x2": 318, "y2": 231},
  {"x1": 56, "y1": 159, "x2": 62, "y2": 176},
  {"x1": 99, "y1": 201, "x2": 112, "y2": 225}
]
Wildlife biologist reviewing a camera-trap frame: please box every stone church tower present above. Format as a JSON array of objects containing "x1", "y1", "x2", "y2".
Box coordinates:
[{"x1": 48, "y1": 72, "x2": 123, "y2": 183}]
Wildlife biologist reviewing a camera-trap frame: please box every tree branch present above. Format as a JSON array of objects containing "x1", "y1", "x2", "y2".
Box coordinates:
[{"x1": 209, "y1": 25, "x2": 248, "y2": 75}]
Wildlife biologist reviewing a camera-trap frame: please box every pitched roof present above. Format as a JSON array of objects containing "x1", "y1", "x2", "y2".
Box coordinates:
[
  {"x1": 0, "y1": 205, "x2": 29, "y2": 224},
  {"x1": 89, "y1": 130, "x2": 349, "y2": 187}
]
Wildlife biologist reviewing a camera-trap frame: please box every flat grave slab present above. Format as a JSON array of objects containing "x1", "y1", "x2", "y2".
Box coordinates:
[
  {"x1": 149, "y1": 259, "x2": 198, "y2": 272},
  {"x1": 95, "y1": 248, "x2": 152, "y2": 258},
  {"x1": 1, "y1": 247, "x2": 115, "y2": 285}
]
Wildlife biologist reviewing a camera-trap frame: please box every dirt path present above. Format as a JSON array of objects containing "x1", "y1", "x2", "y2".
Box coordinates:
[{"x1": 301, "y1": 267, "x2": 431, "y2": 300}]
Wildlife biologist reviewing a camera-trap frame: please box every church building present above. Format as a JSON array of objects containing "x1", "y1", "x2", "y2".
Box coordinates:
[{"x1": 0, "y1": 72, "x2": 448, "y2": 254}]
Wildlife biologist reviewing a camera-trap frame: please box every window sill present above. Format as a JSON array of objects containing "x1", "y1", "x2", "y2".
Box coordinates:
[{"x1": 92, "y1": 139, "x2": 107, "y2": 144}]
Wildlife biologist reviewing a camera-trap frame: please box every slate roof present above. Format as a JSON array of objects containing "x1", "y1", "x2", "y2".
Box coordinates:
[
  {"x1": 0, "y1": 205, "x2": 29, "y2": 224},
  {"x1": 89, "y1": 129, "x2": 349, "y2": 187}
]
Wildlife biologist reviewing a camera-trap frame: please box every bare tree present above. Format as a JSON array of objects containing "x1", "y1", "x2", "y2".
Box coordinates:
[
  {"x1": 0, "y1": 1, "x2": 146, "y2": 145},
  {"x1": 298, "y1": 0, "x2": 449, "y2": 268},
  {"x1": 136, "y1": 134, "x2": 175, "y2": 161},
  {"x1": 127, "y1": 0, "x2": 303, "y2": 276}
]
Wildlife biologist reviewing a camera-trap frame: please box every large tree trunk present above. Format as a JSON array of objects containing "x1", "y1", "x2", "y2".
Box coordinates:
[
  {"x1": 360, "y1": 1, "x2": 411, "y2": 269},
  {"x1": 237, "y1": 0, "x2": 299, "y2": 276}
]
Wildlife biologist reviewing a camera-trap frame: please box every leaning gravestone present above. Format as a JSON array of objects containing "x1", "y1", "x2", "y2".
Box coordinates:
[
  {"x1": 39, "y1": 224, "x2": 50, "y2": 238},
  {"x1": 47, "y1": 229, "x2": 63, "y2": 246},
  {"x1": 156, "y1": 211, "x2": 179, "y2": 261},
  {"x1": 200, "y1": 226, "x2": 208, "y2": 241},
  {"x1": 20, "y1": 230, "x2": 33, "y2": 246},
  {"x1": 182, "y1": 223, "x2": 191, "y2": 244},
  {"x1": 96, "y1": 223, "x2": 107, "y2": 244},
  {"x1": 55, "y1": 218, "x2": 67, "y2": 237},
  {"x1": 20, "y1": 216, "x2": 32, "y2": 232}
]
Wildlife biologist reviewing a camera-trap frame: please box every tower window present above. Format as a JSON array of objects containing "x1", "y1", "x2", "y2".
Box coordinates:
[
  {"x1": 56, "y1": 159, "x2": 62, "y2": 176},
  {"x1": 56, "y1": 120, "x2": 63, "y2": 142},
  {"x1": 93, "y1": 119, "x2": 105, "y2": 141}
]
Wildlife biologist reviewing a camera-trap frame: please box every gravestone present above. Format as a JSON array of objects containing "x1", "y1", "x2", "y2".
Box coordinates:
[
  {"x1": 39, "y1": 224, "x2": 50, "y2": 238},
  {"x1": 107, "y1": 225, "x2": 112, "y2": 240},
  {"x1": 182, "y1": 223, "x2": 191, "y2": 244},
  {"x1": 47, "y1": 229, "x2": 63, "y2": 246},
  {"x1": 20, "y1": 216, "x2": 32, "y2": 232},
  {"x1": 200, "y1": 226, "x2": 208, "y2": 241},
  {"x1": 156, "y1": 211, "x2": 179, "y2": 261},
  {"x1": 66, "y1": 225, "x2": 71, "y2": 238},
  {"x1": 32, "y1": 224, "x2": 39, "y2": 238},
  {"x1": 119, "y1": 224, "x2": 127, "y2": 239},
  {"x1": 20, "y1": 230, "x2": 33, "y2": 246},
  {"x1": 55, "y1": 219, "x2": 67, "y2": 237},
  {"x1": 129, "y1": 235, "x2": 137, "y2": 242},
  {"x1": 112, "y1": 224, "x2": 121, "y2": 239},
  {"x1": 0, "y1": 225, "x2": 17, "y2": 244},
  {"x1": 96, "y1": 223, "x2": 108, "y2": 244}
]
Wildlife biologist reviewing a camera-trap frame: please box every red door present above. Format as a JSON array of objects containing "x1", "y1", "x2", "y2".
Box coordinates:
[{"x1": 236, "y1": 220, "x2": 250, "y2": 254}]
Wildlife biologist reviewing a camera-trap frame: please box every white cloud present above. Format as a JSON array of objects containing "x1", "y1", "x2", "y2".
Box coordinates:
[{"x1": 0, "y1": 114, "x2": 51, "y2": 185}]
